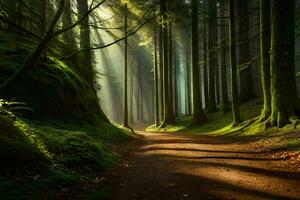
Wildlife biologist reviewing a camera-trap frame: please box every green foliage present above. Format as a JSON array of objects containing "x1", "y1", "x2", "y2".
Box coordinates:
[{"x1": 0, "y1": 115, "x2": 133, "y2": 199}]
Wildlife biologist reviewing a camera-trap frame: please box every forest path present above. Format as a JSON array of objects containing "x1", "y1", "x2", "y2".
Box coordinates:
[{"x1": 111, "y1": 131, "x2": 300, "y2": 200}]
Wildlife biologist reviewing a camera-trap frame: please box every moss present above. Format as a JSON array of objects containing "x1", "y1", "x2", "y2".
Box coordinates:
[{"x1": 0, "y1": 116, "x2": 133, "y2": 199}]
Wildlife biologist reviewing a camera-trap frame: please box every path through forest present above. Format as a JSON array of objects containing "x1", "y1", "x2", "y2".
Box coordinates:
[{"x1": 111, "y1": 131, "x2": 300, "y2": 200}]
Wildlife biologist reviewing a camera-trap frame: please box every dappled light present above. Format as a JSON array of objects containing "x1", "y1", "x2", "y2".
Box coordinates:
[{"x1": 0, "y1": 0, "x2": 300, "y2": 199}]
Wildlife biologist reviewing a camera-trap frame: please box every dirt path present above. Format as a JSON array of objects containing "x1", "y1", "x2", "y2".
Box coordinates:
[{"x1": 111, "y1": 131, "x2": 300, "y2": 200}]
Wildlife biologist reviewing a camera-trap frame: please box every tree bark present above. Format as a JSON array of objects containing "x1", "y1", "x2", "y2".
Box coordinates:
[
  {"x1": 237, "y1": 0, "x2": 255, "y2": 102},
  {"x1": 229, "y1": 0, "x2": 241, "y2": 126},
  {"x1": 207, "y1": 0, "x2": 218, "y2": 113},
  {"x1": 259, "y1": 0, "x2": 271, "y2": 121},
  {"x1": 153, "y1": 11, "x2": 159, "y2": 127},
  {"x1": 160, "y1": 0, "x2": 173, "y2": 127},
  {"x1": 191, "y1": 0, "x2": 206, "y2": 125},
  {"x1": 220, "y1": 0, "x2": 230, "y2": 113},
  {"x1": 123, "y1": 3, "x2": 130, "y2": 128},
  {"x1": 270, "y1": 0, "x2": 297, "y2": 127},
  {"x1": 203, "y1": 0, "x2": 209, "y2": 109}
]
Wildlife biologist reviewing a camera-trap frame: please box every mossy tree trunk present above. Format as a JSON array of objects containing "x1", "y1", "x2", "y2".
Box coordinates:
[
  {"x1": 160, "y1": 0, "x2": 173, "y2": 127},
  {"x1": 207, "y1": 0, "x2": 218, "y2": 113},
  {"x1": 259, "y1": 0, "x2": 271, "y2": 121},
  {"x1": 62, "y1": 0, "x2": 77, "y2": 51},
  {"x1": 77, "y1": 0, "x2": 108, "y2": 121},
  {"x1": 229, "y1": 0, "x2": 241, "y2": 126},
  {"x1": 191, "y1": 0, "x2": 206, "y2": 125},
  {"x1": 270, "y1": 0, "x2": 298, "y2": 127}
]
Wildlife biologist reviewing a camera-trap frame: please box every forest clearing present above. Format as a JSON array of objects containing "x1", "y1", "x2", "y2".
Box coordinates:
[{"x1": 0, "y1": 0, "x2": 300, "y2": 199}]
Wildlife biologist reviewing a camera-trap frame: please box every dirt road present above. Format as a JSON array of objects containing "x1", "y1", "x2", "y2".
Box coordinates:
[{"x1": 111, "y1": 131, "x2": 300, "y2": 200}]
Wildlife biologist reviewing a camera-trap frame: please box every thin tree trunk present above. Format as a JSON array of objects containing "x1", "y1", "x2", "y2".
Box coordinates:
[
  {"x1": 220, "y1": 0, "x2": 230, "y2": 112},
  {"x1": 229, "y1": 0, "x2": 241, "y2": 126},
  {"x1": 203, "y1": 0, "x2": 209, "y2": 109},
  {"x1": 237, "y1": 0, "x2": 255, "y2": 102},
  {"x1": 186, "y1": 49, "x2": 192, "y2": 115},
  {"x1": 168, "y1": 23, "x2": 175, "y2": 121},
  {"x1": 153, "y1": 11, "x2": 159, "y2": 127},
  {"x1": 191, "y1": 0, "x2": 206, "y2": 125},
  {"x1": 207, "y1": 0, "x2": 218, "y2": 113},
  {"x1": 123, "y1": 3, "x2": 130, "y2": 128},
  {"x1": 259, "y1": 0, "x2": 271, "y2": 121}
]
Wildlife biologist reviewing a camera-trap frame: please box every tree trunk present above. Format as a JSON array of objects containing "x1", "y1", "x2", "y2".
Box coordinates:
[
  {"x1": 270, "y1": 0, "x2": 297, "y2": 127},
  {"x1": 203, "y1": 0, "x2": 209, "y2": 109},
  {"x1": 237, "y1": 0, "x2": 255, "y2": 102},
  {"x1": 186, "y1": 49, "x2": 192, "y2": 115},
  {"x1": 168, "y1": 23, "x2": 175, "y2": 122},
  {"x1": 229, "y1": 0, "x2": 241, "y2": 126},
  {"x1": 259, "y1": 0, "x2": 271, "y2": 121},
  {"x1": 220, "y1": 0, "x2": 230, "y2": 113},
  {"x1": 153, "y1": 11, "x2": 159, "y2": 127},
  {"x1": 160, "y1": 0, "x2": 173, "y2": 127},
  {"x1": 62, "y1": 0, "x2": 77, "y2": 51},
  {"x1": 123, "y1": 3, "x2": 130, "y2": 128},
  {"x1": 191, "y1": 0, "x2": 206, "y2": 125},
  {"x1": 207, "y1": 0, "x2": 218, "y2": 113},
  {"x1": 159, "y1": 2, "x2": 164, "y2": 121}
]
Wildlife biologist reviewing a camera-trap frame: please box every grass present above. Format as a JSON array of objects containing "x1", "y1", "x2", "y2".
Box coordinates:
[
  {"x1": 0, "y1": 115, "x2": 133, "y2": 200},
  {"x1": 146, "y1": 100, "x2": 262, "y2": 133},
  {"x1": 146, "y1": 99, "x2": 300, "y2": 153}
]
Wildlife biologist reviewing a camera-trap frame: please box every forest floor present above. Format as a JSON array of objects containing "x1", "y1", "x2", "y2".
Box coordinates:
[{"x1": 108, "y1": 130, "x2": 300, "y2": 200}]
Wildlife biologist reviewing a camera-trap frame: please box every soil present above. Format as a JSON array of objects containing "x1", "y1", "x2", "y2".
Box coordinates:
[{"x1": 109, "y1": 131, "x2": 300, "y2": 200}]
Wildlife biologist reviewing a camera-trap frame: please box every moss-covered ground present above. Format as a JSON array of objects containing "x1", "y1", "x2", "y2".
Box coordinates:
[
  {"x1": 146, "y1": 99, "x2": 300, "y2": 153},
  {"x1": 0, "y1": 115, "x2": 133, "y2": 200}
]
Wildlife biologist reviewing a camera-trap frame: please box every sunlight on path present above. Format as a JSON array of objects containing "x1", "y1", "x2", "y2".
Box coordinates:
[{"x1": 112, "y1": 131, "x2": 300, "y2": 200}]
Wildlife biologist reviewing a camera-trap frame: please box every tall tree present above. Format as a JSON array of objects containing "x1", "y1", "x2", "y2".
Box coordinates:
[
  {"x1": 202, "y1": 0, "x2": 209, "y2": 109},
  {"x1": 123, "y1": 2, "x2": 130, "y2": 128},
  {"x1": 62, "y1": 0, "x2": 77, "y2": 51},
  {"x1": 168, "y1": 23, "x2": 175, "y2": 121},
  {"x1": 229, "y1": 0, "x2": 241, "y2": 126},
  {"x1": 207, "y1": 0, "x2": 218, "y2": 113},
  {"x1": 270, "y1": 0, "x2": 298, "y2": 127},
  {"x1": 160, "y1": 0, "x2": 173, "y2": 127},
  {"x1": 237, "y1": 0, "x2": 255, "y2": 101},
  {"x1": 153, "y1": 11, "x2": 159, "y2": 127},
  {"x1": 191, "y1": 0, "x2": 206, "y2": 125},
  {"x1": 219, "y1": 0, "x2": 230, "y2": 112},
  {"x1": 259, "y1": 0, "x2": 271, "y2": 122}
]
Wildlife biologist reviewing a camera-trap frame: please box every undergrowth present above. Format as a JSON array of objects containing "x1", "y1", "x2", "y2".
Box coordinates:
[{"x1": 0, "y1": 111, "x2": 133, "y2": 200}]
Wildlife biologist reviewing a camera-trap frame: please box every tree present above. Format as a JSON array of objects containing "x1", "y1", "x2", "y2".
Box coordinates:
[
  {"x1": 229, "y1": 0, "x2": 241, "y2": 126},
  {"x1": 259, "y1": 0, "x2": 271, "y2": 122},
  {"x1": 202, "y1": 0, "x2": 209, "y2": 109},
  {"x1": 219, "y1": 0, "x2": 230, "y2": 113},
  {"x1": 160, "y1": 0, "x2": 173, "y2": 127},
  {"x1": 207, "y1": 0, "x2": 218, "y2": 113},
  {"x1": 123, "y1": 2, "x2": 130, "y2": 128},
  {"x1": 153, "y1": 11, "x2": 159, "y2": 127},
  {"x1": 270, "y1": 0, "x2": 298, "y2": 127},
  {"x1": 237, "y1": 0, "x2": 255, "y2": 102},
  {"x1": 191, "y1": 0, "x2": 206, "y2": 125}
]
